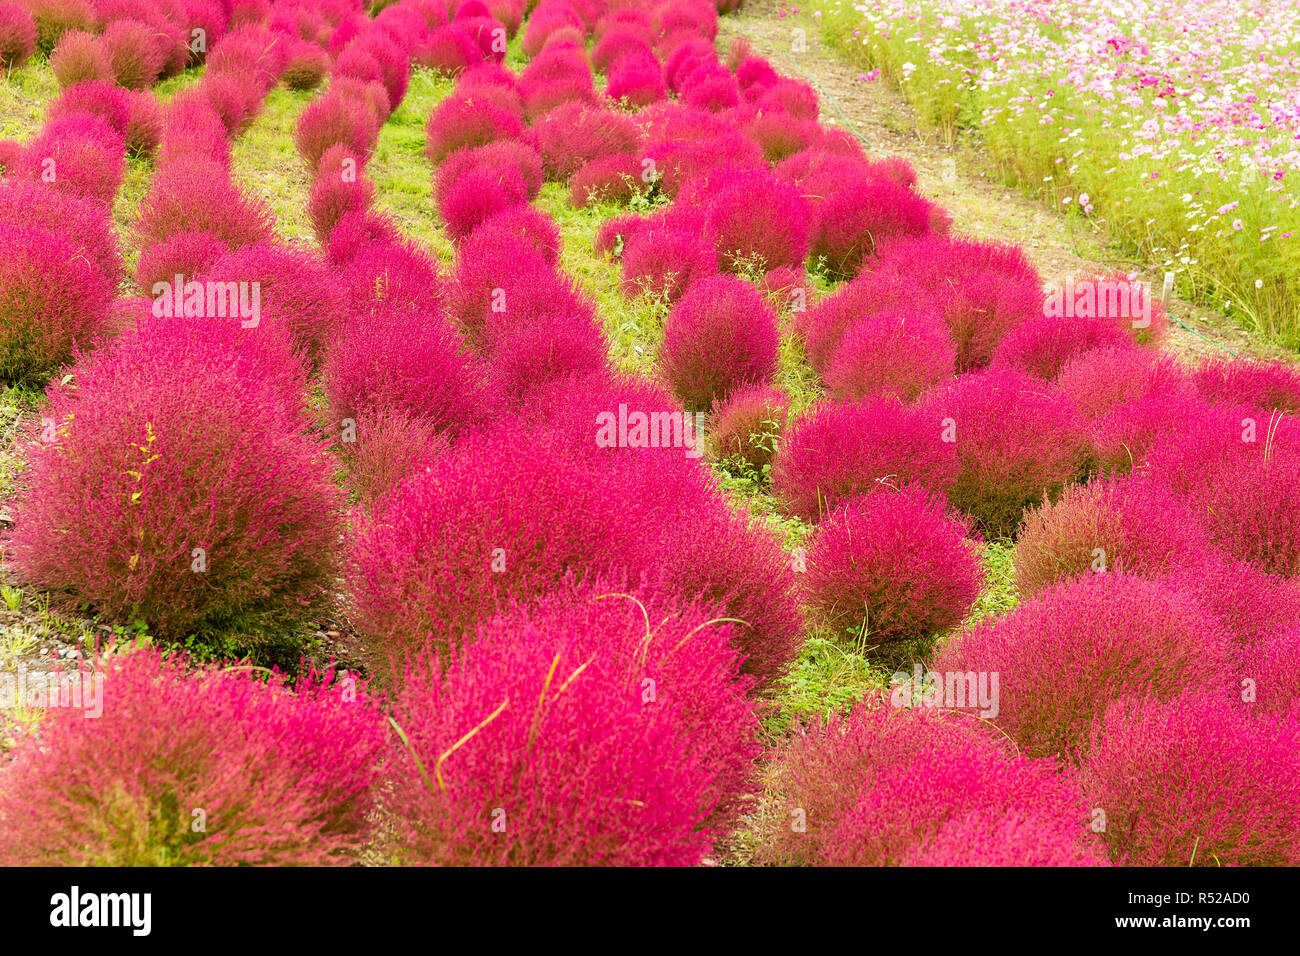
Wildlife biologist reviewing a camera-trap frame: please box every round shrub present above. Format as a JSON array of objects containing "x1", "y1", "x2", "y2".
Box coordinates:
[
  {"x1": 0, "y1": 649, "x2": 388, "y2": 865},
  {"x1": 1052, "y1": 345, "x2": 1189, "y2": 420},
  {"x1": 758, "y1": 701, "x2": 1099, "y2": 866},
  {"x1": 532, "y1": 100, "x2": 642, "y2": 180},
  {"x1": 797, "y1": 271, "x2": 937, "y2": 375},
  {"x1": 101, "y1": 18, "x2": 164, "y2": 88},
  {"x1": 338, "y1": 239, "x2": 444, "y2": 316},
  {"x1": 348, "y1": 423, "x2": 801, "y2": 687},
  {"x1": 1091, "y1": 390, "x2": 1213, "y2": 475},
  {"x1": 385, "y1": 581, "x2": 761, "y2": 866},
  {"x1": 804, "y1": 486, "x2": 983, "y2": 645},
  {"x1": 6, "y1": 314, "x2": 343, "y2": 644},
  {"x1": 872, "y1": 235, "x2": 1044, "y2": 371},
  {"x1": 282, "y1": 41, "x2": 329, "y2": 90},
  {"x1": 1192, "y1": 356, "x2": 1300, "y2": 414},
  {"x1": 157, "y1": 93, "x2": 231, "y2": 167},
  {"x1": 823, "y1": 307, "x2": 956, "y2": 402},
  {"x1": 772, "y1": 396, "x2": 960, "y2": 522},
  {"x1": 337, "y1": 406, "x2": 449, "y2": 515},
  {"x1": 200, "y1": 70, "x2": 263, "y2": 136},
  {"x1": 307, "y1": 144, "x2": 375, "y2": 243},
  {"x1": 323, "y1": 304, "x2": 497, "y2": 436},
  {"x1": 435, "y1": 139, "x2": 544, "y2": 205},
  {"x1": 659, "y1": 275, "x2": 780, "y2": 411},
  {"x1": 1159, "y1": 556, "x2": 1300, "y2": 648},
  {"x1": 15, "y1": 113, "x2": 125, "y2": 206},
  {"x1": 134, "y1": 229, "x2": 230, "y2": 292},
  {"x1": 594, "y1": 211, "x2": 645, "y2": 258},
  {"x1": 1083, "y1": 693, "x2": 1300, "y2": 865},
  {"x1": 704, "y1": 169, "x2": 811, "y2": 274},
  {"x1": 1250, "y1": 624, "x2": 1300, "y2": 717},
  {"x1": 124, "y1": 89, "x2": 162, "y2": 155},
  {"x1": 991, "y1": 312, "x2": 1137, "y2": 381},
  {"x1": 621, "y1": 227, "x2": 718, "y2": 302},
  {"x1": 0, "y1": 178, "x2": 123, "y2": 283},
  {"x1": 930, "y1": 573, "x2": 1238, "y2": 761},
  {"x1": 810, "y1": 173, "x2": 942, "y2": 280},
  {"x1": 1013, "y1": 475, "x2": 1210, "y2": 597},
  {"x1": 460, "y1": 203, "x2": 561, "y2": 265},
  {"x1": 709, "y1": 383, "x2": 789, "y2": 474},
  {"x1": 46, "y1": 80, "x2": 131, "y2": 133},
  {"x1": 919, "y1": 368, "x2": 1092, "y2": 537},
  {"x1": 0, "y1": 1, "x2": 36, "y2": 69},
  {"x1": 424, "y1": 88, "x2": 524, "y2": 164},
  {"x1": 421, "y1": 23, "x2": 482, "y2": 75},
  {"x1": 606, "y1": 50, "x2": 667, "y2": 106},
  {"x1": 0, "y1": 222, "x2": 115, "y2": 386},
  {"x1": 437, "y1": 159, "x2": 529, "y2": 241},
  {"x1": 136, "y1": 162, "x2": 276, "y2": 251},
  {"x1": 200, "y1": 242, "x2": 347, "y2": 359},
  {"x1": 295, "y1": 93, "x2": 379, "y2": 170},
  {"x1": 569, "y1": 151, "x2": 643, "y2": 207}
]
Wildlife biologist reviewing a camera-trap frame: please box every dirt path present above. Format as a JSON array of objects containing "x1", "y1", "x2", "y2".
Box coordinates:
[{"x1": 718, "y1": 0, "x2": 1288, "y2": 365}]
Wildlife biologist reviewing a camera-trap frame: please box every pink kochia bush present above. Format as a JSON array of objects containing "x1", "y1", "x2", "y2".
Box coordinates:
[
  {"x1": 991, "y1": 312, "x2": 1137, "y2": 381},
  {"x1": 930, "y1": 574, "x2": 1237, "y2": 762},
  {"x1": 759, "y1": 702, "x2": 1103, "y2": 866},
  {"x1": 1013, "y1": 475, "x2": 1210, "y2": 597},
  {"x1": 658, "y1": 275, "x2": 780, "y2": 411},
  {"x1": 919, "y1": 368, "x2": 1091, "y2": 537},
  {"x1": 810, "y1": 172, "x2": 944, "y2": 280},
  {"x1": 5, "y1": 315, "x2": 343, "y2": 647},
  {"x1": 294, "y1": 93, "x2": 380, "y2": 169},
  {"x1": 0, "y1": 649, "x2": 388, "y2": 866},
  {"x1": 384, "y1": 581, "x2": 761, "y2": 866},
  {"x1": 0, "y1": 221, "x2": 115, "y2": 385},
  {"x1": 50, "y1": 29, "x2": 111, "y2": 86},
  {"x1": 307, "y1": 144, "x2": 375, "y2": 244},
  {"x1": 136, "y1": 161, "x2": 277, "y2": 251},
  {"x1": 709, "y1": 383, "x2": 790, "y2": 473},
  {"x1": 771, "y1": 396, "x2": 959, "y2": 522},
  {"x1": 823, "y1": 307, "x2": 956, "y2": 402},
  {"x1": 804, "y1": 486, "x2": 983, "y2": 645},
  {"x1": 1083, "y1": 693, "x2": 1300, "y2": 866},
  {"x1": 704, "y1": 169, "x2": 810, "y2": 273},
  {"x1": 15, "y1": 114, "x2": 126, "y2": 206},
  {"x1": 620, "y1": 226, "x2": 718, "y2": 302},
  {"x1": 0, "y1": 2, "x2": 37, "y2": 69},
  {"x1": 423, "y1": 88, "x2": 524, "y2": 165},
  {"x1": 1191, "y1": 355, "x2": 1300, "y2": 414},
  {"x1": 348, "y1": 424, "x2": 801, "y2": 688},
  {"x1": 323, "y1": 305, "x2": 497, "y2": 437}
]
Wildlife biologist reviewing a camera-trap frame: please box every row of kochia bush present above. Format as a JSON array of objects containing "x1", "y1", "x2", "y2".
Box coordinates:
[{"x1": 0, "y1": 0, "x2": 1298, "y2": 866}]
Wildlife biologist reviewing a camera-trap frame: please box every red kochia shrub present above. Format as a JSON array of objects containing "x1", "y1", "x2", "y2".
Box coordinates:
[
  {"x1": 991, "y1": 313, "x2": 1137, "y2": 381},
  {"x1": 900, "y1": 812, "x2": 1109, "y2": 867},
  {"x1": 1160, "y1": 556, "x2": 1300, "y2": 648},
  {"x1": 759, "y1": 702, "x2": 1099, "y2": 866},
  {"x1": 338, "y1": 239, "x2": 444, "y2": 315},
  {"x1": 621, "y1": 227, "x2": 718, "y2": 302},
  {"x1": 930, "y1": 573, "x2": 1237, "y2": 762},
  {"x1": 49, "y1": 28, "x2": 111, "y2": 85},
  {"x1": 294, "y1": 93, "x2": 380, "y2": 170},
  {"x1": 124, "y1": 89, "x2": 162, "y2": 155},
  {"x1": 533, "y1": 100, "x2": 642, "y2": 181},
  {"x1": 157, "y1": 93, "x2": 230, "y2": 167},
  {"x1": 594, "y1": 211, "x2": 645, "y2": 258},
  {"x1": 0, "y1": 178, "x2": 122, "y2": 282},
  {"x1": 0, "y1": 221, "x2": 112, "y2": 385},
  {"x1": 46, "y1": 80, "x2": 131, "y2": 133},
  {"x1": 200, "y1": 242, "x2": 347, "y2": 358},
  {"x1": 437, "y1": 160, "x2": 529, "y2": 240},
  {"x1": 1013, "y1": 475, "x2": 1209, "y2": 597},
  {"x1": 282, "y1": 41, "x2": 329, "y2": 90},
  {"x1": 323, "y1": 305, "x2": 497, "y2": 436},
  {"x1": 772, "y1": 396, "x2": 959, "y2": 522},
  {"x1": 872, "y1": 235, "x2": 1044, "y2": 371},
  {"x1": 0, "y1": 649, "x2": 388, "y2": 866},
  {"x1": 459, "y1": 204, "x2": 561, "y2": 264},
  {"x1": 606, "y1": 50, "x2": 667, "y2": 107},
  {"x1": 519, "y1": 0, "x2": 583, "y2": 57},
  {"x1": 136, "y1": 162, "x2": 277, "y2": 250},
  {"x1": 0, "y1": 1, "x2": 36, "y2": 68},
  {"x1": 348, "y1": 424, "x2": 801, "y2": 687},
  {"x1": 101, "y1": 18, "x2": 164, "y2": 88},
  {"x1": 435, "y1": 140, "x2": 544, "y2": 204},
  {"x1": 1192, "y1": 356, "x2": 1300, "y2": 414},
  {"x1": 704, "y1": 170, "x2": 810, "y2": 274},
  {"x1": 710, "y1": 383, "x2": 790, "y2": 473},
  {"x1": 1052, "y1": 345, "x2": 1189, "y2": 420},
  {"x1": 569, "y1": 152, "x2": 643, "y2": 207},
  {"x1": 804, "y1": 486, "x2": 982, "y2": 644},
  {"x1": 16, "y1": 113, "x2": 125, "y2": 206},
  {"x1": 200, "y1": 71, "x2": 264, "y2": 136},
  {"x1": 134, "y1": 229, "x2": 230, "y2": 291},
  {"x1": 823, "y1": 307, "x2": 956, "y2": 402},
  {"x1": 339, "y1": 406, "x2": 449, "y2": 515},
  {"x1": 659, "y1": 275, "x2": 780, "y2": 411},
  {"x1": 1083, "y1": 693, "x2": 1300, "y2": 865},
  {"x1": 385, "y1": 581, "x2": 761, "y2": 866},
  {"x1": 919, "y1": 368, "x2": 1092, "y2": 537},
  {"x1": 797, "y1": 271, "x2": 937, "y2": 375},
  {"x1": 1250, "y1": 625, "x2": 1300, "y2": 716},
  {"x1": 308, "y1": 144, "x2": 375, "y2": 243},
  {"x1": 422, "y1": 23, "x2": 482, "y2": 75},
  {"x1": 5, "y1": 315, "x2": 342, "y2": 642},
  {"x1": 423, "y1": 89, "x2": 524, "y2": 165},
  {"x1": 811, "y1": 173, "x2": 943, "y2": 280}
]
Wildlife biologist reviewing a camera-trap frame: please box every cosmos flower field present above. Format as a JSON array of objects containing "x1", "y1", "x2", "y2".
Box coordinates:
[{"x1": 0, "y1": 0, "x2": 1297, "y2": 870}]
